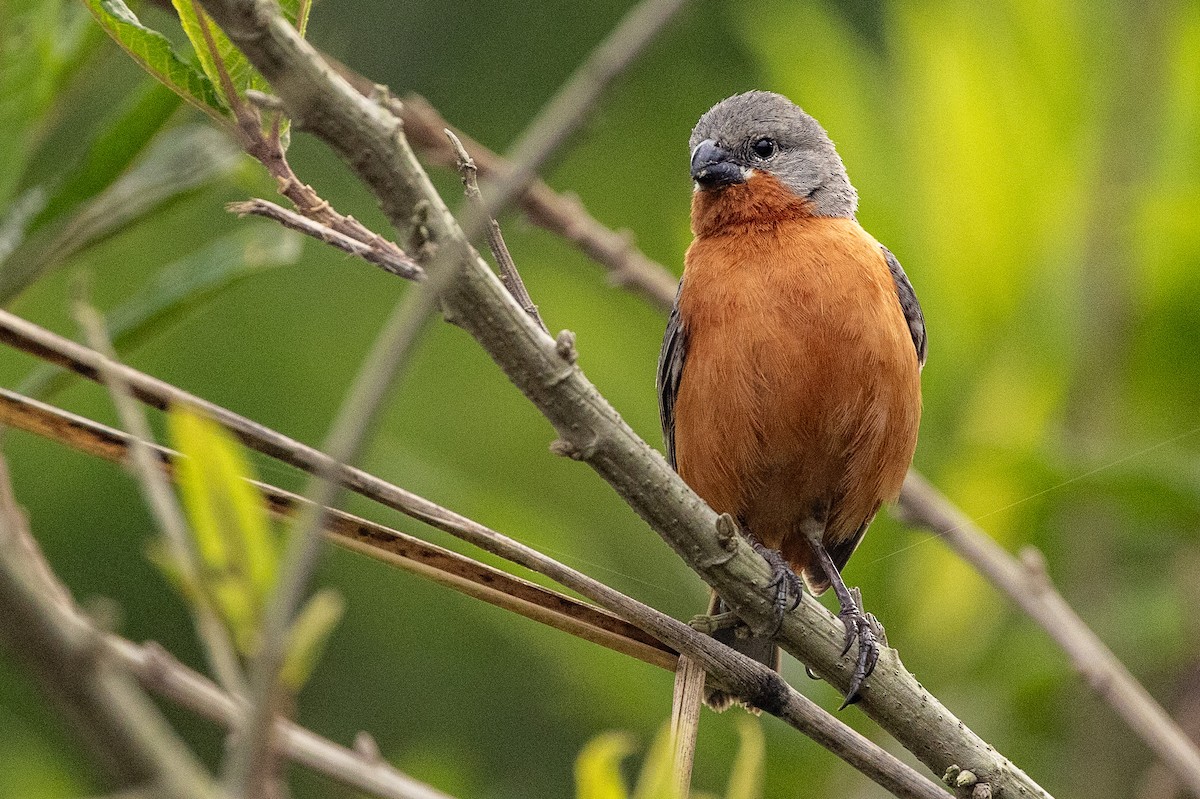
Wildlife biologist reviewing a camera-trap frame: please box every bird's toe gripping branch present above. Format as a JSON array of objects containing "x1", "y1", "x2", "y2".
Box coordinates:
[
  {"x1": 835, "y1": 586, "x2": 883, "y2": 708},
  {"x1": 748, "y1": 538, "x2": 805, "y2": 635}
]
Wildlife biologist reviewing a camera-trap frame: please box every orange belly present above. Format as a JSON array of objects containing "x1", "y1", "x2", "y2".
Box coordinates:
[{"x1": 673, "y1": 214, "x2": 921, "y2": 587}]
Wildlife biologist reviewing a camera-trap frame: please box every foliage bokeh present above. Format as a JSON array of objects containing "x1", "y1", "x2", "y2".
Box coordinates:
[{"x1": 2, "y1": 0, "x2": 1199, "y2": 797}]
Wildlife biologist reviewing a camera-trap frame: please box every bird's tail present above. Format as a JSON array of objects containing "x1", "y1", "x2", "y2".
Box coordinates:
[{"x1": 703, "y1": 590, "x2": 780, "y2": 712}]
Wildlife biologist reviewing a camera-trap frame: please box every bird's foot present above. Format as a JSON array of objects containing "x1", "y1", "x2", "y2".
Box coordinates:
[
  {"x1": 688, "y1": 610, "x2": 740, "y2": 635},
  {"x1": 836, "y1": 587, "x2": 883, "y2": 708},
  {"x1": 749, "y1": 539, "x2": 804, "y2": 635}
]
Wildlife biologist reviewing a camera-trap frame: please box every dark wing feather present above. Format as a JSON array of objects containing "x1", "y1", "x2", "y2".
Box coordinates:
[
  {"x1": 657, "y1": 282, "x2": 686, "y2": 469},
  {"x1": 881, "y1": 246, "x2": 927, "y2": 369},
  {"x1": 826, "y1": 510, "x2": 879, "y2": 579}
]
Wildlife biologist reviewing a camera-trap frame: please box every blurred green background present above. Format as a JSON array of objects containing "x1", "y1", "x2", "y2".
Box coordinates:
[{"x1": 3, "y1": 0, "x2": 1200, "y2": 796}]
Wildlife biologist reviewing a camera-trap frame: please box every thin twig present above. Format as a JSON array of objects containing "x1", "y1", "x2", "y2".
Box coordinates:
[
  {"x1": 0, "y1": 452, "x2": 221, "y2": 799},
  {"x1": 225, "y1": 256, "x2": 449, "y2": 795},
  {"x1": 0, "y1": 320, "x2": 947, "y2": 799},
  {"x1": 71, "y1": 293, "x2": 247, "y2": 698},
  {"x1": 444, "y1": 130, "x2": 546, "y2": 331},
  {"x1": 228, "y1": 199, "x2": 423, "y2": 279},
  {"x1": 396, "y1": 93, "x2": 678, "y2": 309},
  {"x1": 0, "y1": 386, "x2": 676, "y2": 670}
]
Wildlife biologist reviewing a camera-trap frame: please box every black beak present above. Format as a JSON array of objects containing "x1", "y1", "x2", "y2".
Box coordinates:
[{"x1": 690, "y1": 139, "x2": 745, "y2": 189}]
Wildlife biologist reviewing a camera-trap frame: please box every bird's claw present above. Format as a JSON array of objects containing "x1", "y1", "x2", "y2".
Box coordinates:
[
  {"x1": 837, "y1": 599, "x2": 882, "y2": 709},
  {"x1": 751, "y1": 541, "x2": 804, "y2": 635}
]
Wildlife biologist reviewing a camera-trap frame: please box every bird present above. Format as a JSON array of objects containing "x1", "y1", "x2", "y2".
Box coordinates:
[{"x1": 657, "y1": 91, "x2": 926, "y2": 709}]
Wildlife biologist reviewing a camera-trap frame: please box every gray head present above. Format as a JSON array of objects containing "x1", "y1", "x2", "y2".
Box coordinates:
[{"x1": 689, "y1": 91, "x2": 857, "y2": 218}]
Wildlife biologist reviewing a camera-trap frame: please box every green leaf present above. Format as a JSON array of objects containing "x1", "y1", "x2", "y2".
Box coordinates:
[
  {"x1": 632, "y1": 725, "x2": 679, "y2": 799},
  {"x1": 576, "y1": 732, "x2": 634, "y2": 799},
  {"x1": 171, "y1": 0, "x2": 269, "y2": 106},
  {"x1": 17, "y1": 225, "x2": 301, "y2": 399},
  {"x1": 279, "y1": 589, "x2": 345, "y2": 689},
  {"x1": 0, "y1": 123, "x2": 244, "y2": 303},
  {"x1": 81, "y1": 0, "x2": 228, "y2": 119},
  {"x1": 0, "y1": 0, "x2": 97, "y2": 206},
  {"x1": 168, "y1": 404, "x2": 278, "y2": 653},
  {"x1": 724, "y1": 717, "x2": 765, "y2": 799},
  {"x1": 25, "y1": 79, "x2": 182, "y2": 238}
]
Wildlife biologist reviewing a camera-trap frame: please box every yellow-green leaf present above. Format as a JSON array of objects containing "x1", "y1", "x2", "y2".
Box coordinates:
[
  {"x1": 168, "y1": 403, "x2": 277, "y2": 652},
  {"x1": 81, "y1": 0, "x2": 227, "y2": 120},
  {"x1": 280, "y1": 589, "x2": 344, "y2": 689},
  {"x1": 576, "y1": 732, "x2": 634, "y2": 799}
]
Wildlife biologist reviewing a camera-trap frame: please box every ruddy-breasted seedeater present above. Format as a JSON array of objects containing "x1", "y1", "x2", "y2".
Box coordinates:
[{"x1": 658, "y1": 91, "x2": 926, "y2": 708}]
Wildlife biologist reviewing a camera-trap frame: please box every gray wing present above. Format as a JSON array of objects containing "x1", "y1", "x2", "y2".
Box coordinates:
[
  {"x1": 657, "y1": 282, "x2": 686, "y2": 469},
  {"x1": 881, "y1": 246, "x2": 927, "y2": 368}
]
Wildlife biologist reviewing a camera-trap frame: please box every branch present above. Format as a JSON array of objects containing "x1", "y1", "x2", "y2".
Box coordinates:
[
  {"x1": 0, "y1": 331, "x2": 947, "y2": 799},
  {"x1": 228, "y1": 198, "x2": 422, "y2": 279},
  {"x1": 234, "y1": 95, "x2": 424, "y2": 283},
  {"x1": 185, "y1": 2, "x2": 1048, "y2": 797},
  {"x1": 0, "y1": 386, "x2": 676, "y2": 671},
  {"x1": 0, "y1": 452, "x2": 220, "y2": 799},
  {"x1": 444, "y1": 130, "x2": 546, "y2": 332},
  {"x1": 395, "y1": 81, "x2": 1200, "y2": 799},
  {"x1": 397, "y1": 94, "x2": 678, "y2": 310}
]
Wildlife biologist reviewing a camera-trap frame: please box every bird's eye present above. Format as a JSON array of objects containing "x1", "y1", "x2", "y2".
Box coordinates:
[{"x1": 750, "y1": 138, "x2": 777, "y2": 159}]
